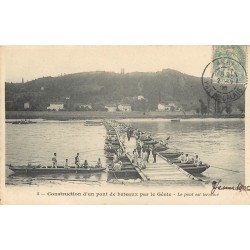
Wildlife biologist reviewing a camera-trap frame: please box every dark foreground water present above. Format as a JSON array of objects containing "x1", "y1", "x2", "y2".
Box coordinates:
[{"x1": 5, "y1": 118, "x2": 244, "y2": 186}]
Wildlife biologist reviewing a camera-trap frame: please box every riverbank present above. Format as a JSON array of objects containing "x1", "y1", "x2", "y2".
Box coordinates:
[{"x1": 5, "y1": 111, "x2": 245, "y2": 120}]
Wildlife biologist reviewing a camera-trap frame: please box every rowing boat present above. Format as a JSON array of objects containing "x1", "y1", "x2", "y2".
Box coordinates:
[
  {"x1": 12, "y1": 120, "x2": 37, "y2": 124},
  {"x1": 83, "y1": 121, "x2": 103, "y2": 126},
  {"x1": 158, "y1": 154, "x2": 210, "y2": 174},
  {"x1": 153, "y1": 144, "x2": 169, "y2": 152},
  {"x1": 142, "y1": 140, "x2": 158, "y2": 145},
  {"x1": 105, "y1": 140, "x2": 120, "y2": 145},
  {"x1": 104, "y1": 147, "x2": 119, "y2": 153},
  {"x1": 165, "y1": 157, "x2": 210, "y2": 174},
  {"x1": 140, "y1": 137, "x2": 153, "y2": 142},
  {"x1": 8, "y1": 165, "x2": 106, "y2": 175},
  {"x1": 159, "y1": 152, "x2": 181, "y2": 158},
  {"x1": 105, "y1": 154, "x2": 129, "y2": 160},
  {"x1": 175, "y1": 163, "x2": 210, "y2": 174}
]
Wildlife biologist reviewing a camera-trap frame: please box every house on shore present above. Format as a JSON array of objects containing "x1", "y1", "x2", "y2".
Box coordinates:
[
  {"x1": 104, "y1": 103, "x2": 132, "y2": 112},
  {"x1": 79, "y1": 104, "x2": 92, "y2": 110},
  {"x1": 157, "y1": 103, "x2": 166, "y2": 111},
  {"x1": 24, "y1": 102, "x2": 30, "y2": 110},
  {"x1": 137, "y1": 95, "x2": 145, "y2": 100},
  {"x1": 105, "y1": 104, "x2": 117, "y2": 112},
  {"x1": 47, "y1": 103, "x2": 64, "y2": 111},
  {"x1": 118, "y1": 103, "x2": 132, "y2": 112},
  {"x1": 157, "y1": 103, "x2": 179, "y2": 111}
]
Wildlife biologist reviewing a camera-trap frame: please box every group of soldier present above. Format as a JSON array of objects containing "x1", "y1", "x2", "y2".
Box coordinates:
[{"x1": 52, "y1": 153, "x2": 102, "y2": 168}]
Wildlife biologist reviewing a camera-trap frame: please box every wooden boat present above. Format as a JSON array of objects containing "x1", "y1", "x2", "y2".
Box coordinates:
[
  {"x1": 175, "y1": 163, "x2": 210, "y2": 174},
  {"x1": 151, "y1": 146, "x2": 171, "y2": 152},
  {"x1": 106, "y1": 151, "x2": 142, "y2": 181},
  {"x1": 153, "y1": 146, "x2": 169, "y2": 152},
  {"x1": 105, "y1": 154, "x2": 128, "y2": 160},
  {"x1": 142, "y1": 140, "x2": 158, "y2": 145},
  {"x1": 107, "y1": 129, "x2": 116, "y2": 133},
  {"x1": 170, "y1": 158, "x2": 182, "y2": 163},
  {"x1": 159, "y1": 152, "x2": 181, "y2": 158},
  {"x1": 105, "y1": 140, "x2": 120, "y2": 145},
  {"x1": 171, "y1": 119, "x2": 180, "y2": 122},
  {"x1": 84, "y1": 120, "x2": 103, "y2": 126},
  {"x1": 8, "y1": 165, "x2": 106, "y2": 175},
  {"x1": 111, "y1": 162, "x2": 132, "y2": 166},
  {"x1": 104, "y1": 146, "x2": 121, "y2": 153},
  {"x1": 104, "y1": 148, "x2": 117, "y2": 153},
  {"x1": 107, "y1": 169, "x2": 141, "y2": 181},
  {"x1": 12, "y1": 120, "x2": 37, "y2": 124},
  {"x1": 108, "y1": 165, "x2": 135, "y2": 170},
  {"x1": 140, "y1": 137, "x2": 153, "y2": 142},
  {"x1": 164, "y1": 157, "x2": 210, "y2": 174}
]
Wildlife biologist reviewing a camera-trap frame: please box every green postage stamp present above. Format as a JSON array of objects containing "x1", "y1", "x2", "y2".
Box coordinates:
[{"x1": 202, "y1": 45, "x2": 247, "y2": 103}]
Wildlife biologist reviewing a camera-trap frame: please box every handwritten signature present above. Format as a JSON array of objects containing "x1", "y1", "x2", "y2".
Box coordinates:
[{"x1": 211, "y1": 180, "x2": 250, "y2": 194}]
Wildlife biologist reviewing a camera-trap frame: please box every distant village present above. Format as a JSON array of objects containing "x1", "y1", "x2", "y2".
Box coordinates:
[
  {"x1": 24, "y1": 95, "x2": 183, "y2": 113},
  {"x1": 7, "y1": 88, "x2": 244, "y2": 115},
  {"x1": 18, "y1": 96, "x2": 244, "y2": 115}
]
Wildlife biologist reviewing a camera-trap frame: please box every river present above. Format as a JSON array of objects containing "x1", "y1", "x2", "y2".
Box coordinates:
[
  {"x1": 5, "y1": 118, "x2": 245, "y2": 186},
  {"x1": 126, "y1": 118, "x2": 245, "y2": 185}
]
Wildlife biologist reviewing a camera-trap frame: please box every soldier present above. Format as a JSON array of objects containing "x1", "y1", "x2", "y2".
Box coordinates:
[
  {"x1": 75, "y1": 153, "x2": 80, "y2": 168},
  {"x1": 52, "y1": 153, "x2": 57, "y2": 168}
]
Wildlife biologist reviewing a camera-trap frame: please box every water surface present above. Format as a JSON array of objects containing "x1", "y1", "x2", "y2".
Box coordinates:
[
  {"x1": 5, "y1": 118, "x2": 245, "y2": 186},
  {"x1": 126, "y1": 118, "x2": 245, "y2": 185}
]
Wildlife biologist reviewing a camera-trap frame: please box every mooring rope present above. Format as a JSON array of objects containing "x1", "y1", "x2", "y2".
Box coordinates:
[{"x1": 209, "y1": 165, "x2": 243, "y2": 173}]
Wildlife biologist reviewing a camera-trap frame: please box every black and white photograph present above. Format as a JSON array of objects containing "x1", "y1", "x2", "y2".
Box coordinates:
[
  {"x1": 1, "y1": 2, "x2": 250, "y2": 250},
  {"x1": 0, "y1": 45, "x2": 248, "y2": 204}
]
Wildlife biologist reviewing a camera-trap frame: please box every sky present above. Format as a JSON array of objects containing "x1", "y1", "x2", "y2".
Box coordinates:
[{"x1": 3, "y1": 46, "x2": 213, "y2": 82}]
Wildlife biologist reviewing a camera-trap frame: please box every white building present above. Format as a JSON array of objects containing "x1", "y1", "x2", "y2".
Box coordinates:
[
  {"x1": 158, "y1": 103, "x2": 178, "y2": 111},
  {"x1": 79, "y1": 104, "x2": 92, "y2": 110},
  {"x1": 168, "y1": 103, "x2": 177, "y2": 108},
  {"x1": 47, "y1": 103, "x2": 64, "y2": 111},
  {"x1": 165, "y1": 105, "x2": 171, "y2": 111},
  {"x1": 118, "y1": 104, "x2": 132, "y2": 112},
  {"x1": 105, "y1": 105, "x2": 117, "y2": 112},
  {"x1": 24, "y1": 102, "x2": 30, "y2": 109},
  {"x1": 138, "y1": 95, "x2": 145, "y2": 100},
  {"x1": 157, "y1": 103, "x2": 166, "y2": 111}
]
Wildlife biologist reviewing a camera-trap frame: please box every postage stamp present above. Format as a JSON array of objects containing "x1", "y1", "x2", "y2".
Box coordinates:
[{"x1": 202, "y1": 45, "x2": 247, "y2": 103}]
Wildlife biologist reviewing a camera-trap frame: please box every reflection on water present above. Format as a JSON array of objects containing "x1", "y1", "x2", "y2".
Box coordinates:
[{"x1": 6, "y1": 119, "x2": 245, "y2": 186}]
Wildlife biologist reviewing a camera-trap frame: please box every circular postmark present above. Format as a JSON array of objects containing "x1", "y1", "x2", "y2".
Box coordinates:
[{"x1": 202, "y1": 57, "x2": 247, "y2": 103}]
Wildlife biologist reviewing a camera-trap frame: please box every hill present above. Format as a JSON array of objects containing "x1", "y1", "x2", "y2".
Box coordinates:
[{"x1": 5, "y1": 69, "x2": 244, "y2": 113}]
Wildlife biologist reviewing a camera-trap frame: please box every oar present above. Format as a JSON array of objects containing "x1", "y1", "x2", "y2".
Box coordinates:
[
  {"x1": 109, "y1": 165, "x2": 124, "y2": 184},
  {"x1": 80, "y1": 148, "x2": 106, "y2": 154},
  {"x1": 112, "y1": 168, "x2": 119, "y2": 181}
]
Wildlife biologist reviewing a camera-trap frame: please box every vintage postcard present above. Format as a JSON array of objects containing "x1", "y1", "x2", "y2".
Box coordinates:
[{"x1": 0, "y1": 45, "x2": 249, "y2": 204}]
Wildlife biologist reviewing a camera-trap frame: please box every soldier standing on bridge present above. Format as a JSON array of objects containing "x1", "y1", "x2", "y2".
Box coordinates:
[
  {"x1": 146, "y1": 145, "x2": 151, "y2": 163},
  {"x1": 152, "y1": 145, "x2": 157, "y2": 163},
  {"x1": 140, "y1": 150, "x2": 147, "y2": 169}
]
